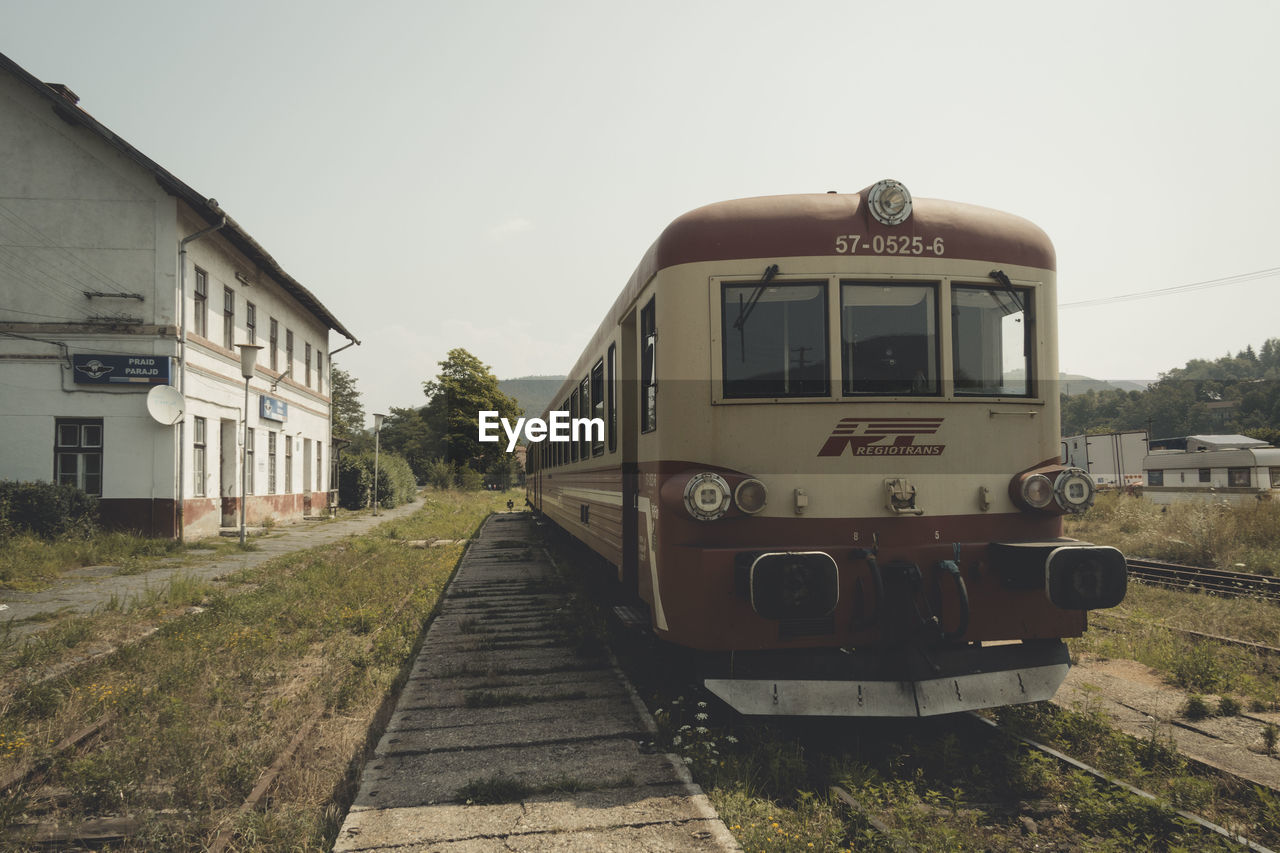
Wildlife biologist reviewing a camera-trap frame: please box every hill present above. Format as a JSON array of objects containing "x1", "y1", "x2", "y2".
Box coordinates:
[{"x1": 498, "y1": 375, "x2": 565, "y2": 418}]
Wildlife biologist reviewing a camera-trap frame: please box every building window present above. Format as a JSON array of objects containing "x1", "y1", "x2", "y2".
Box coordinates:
[
  {"x1": 1229, "y1": 467, "x2": 1251, "y2": 488},
  {"x1": 640, "y1": 297, "x2": 657, "y2": 433},
  {"x1": 1147, "y1": 469, "x2": 1164, "y2": 487},
  {"x1": 269, "y1": 319, "x2": 279, "y2": 371},
  {"x1": 316, "y1": 441, "x2": 323, "y2": 491},
  {"x1": 268, "y1": 432, "x2": 277, "y2": 494},
  {"x1": 55, "y1": 418, "x2": 103, "y2": 497},
  {"x1": 193, "y1": 417, "x2": 207, "y2": 497},
  {"x1": 244, "y1": 428, "x2": 255, "y2": 495},
  {"x1": 285, "y1": 329, "x2": 294, "y2": 377},
  {"x1": 194, "y1": 268, "x2": 208, "y2": 338},
  {"x1": 223, "y1": 287, "x2": 235, "y2": 350},
  {"x1": 246, "y1": 302, "x2": 257, "y2": 345},
  {"x1": 1199, "y1": 468, "x2": 1210, "y2": 483},
  {"x1": 285, "y1": 437, "x2": 293, "y2": 492},
  {"x1": 305, "y1": 342, "x2": 312, "y2": 388},
  {"x1": 316, "y1": 351, "x2": 324, "y2": 394}
]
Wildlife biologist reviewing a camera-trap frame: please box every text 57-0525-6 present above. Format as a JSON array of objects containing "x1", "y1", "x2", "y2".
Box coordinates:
[{"x1": 834, "y1": 234, "x2": 945, "y2": 256}]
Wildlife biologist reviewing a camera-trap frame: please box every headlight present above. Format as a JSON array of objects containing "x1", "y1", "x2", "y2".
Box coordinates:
[
  {"x1": 1021, "y1": 473, "x2": 1054, "y2": 509},
  {"x1": 734, "y1": 478, "x2": 768, "y2": 514},
  {"x1": 1054, "y1": 468, "x2": 1096, "y2": 513},
  {"x1": 867, "y1": 179, "x2": 912, "y2": 225},
  {"x1": 684, "y1": 472, "x2": 732, "y2": 520}
]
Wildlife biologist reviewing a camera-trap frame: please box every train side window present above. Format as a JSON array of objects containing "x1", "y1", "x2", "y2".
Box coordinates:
[
  {"x1": 579, "y1": 376, "x2": 591, "y2": 460},
  {"x1": 559, "y1": 397, "x2": 570, "y2": 466},
  {"x1": 841, "y1": 283, "x2": 937, "y2": 396},
  {"x1": 722, "y1": 282, "x2": 829, "y2": 398},
  {"x1": 570, "y1": 389, "x2": 580, "y2": 462},
  {"x1": 641, "y1": 298, "x2": 657, "y2": 432},
  {"x1": 1229, "y1": 467, "x2": 1251, "y2": 487},
  {"x1": 591, "y1": 359, "x2": 605, "y2": 457},
  {"x1": 607, "y1": 343, "x2": 617, "y2": 453},
  {"x1": 951, "y1": 284, "x2": 1033, "y2": 397}
]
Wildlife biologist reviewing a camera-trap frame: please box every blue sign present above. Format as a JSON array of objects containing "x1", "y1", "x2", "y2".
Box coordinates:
[
  {"x1": 72, "y1": 354, "x2": 171, "y2": 385},
  {"x1": 260, "y1": 395, "x2": 288, "y2": 422}
]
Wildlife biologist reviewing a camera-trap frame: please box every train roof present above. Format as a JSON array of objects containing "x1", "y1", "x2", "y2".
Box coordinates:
[
  {"x1": 550, "y1": 188, "x2": 1055, "y2": 410},
  {"x1": 636, "y1": 191, "x2": 1054, "y2": 283}
]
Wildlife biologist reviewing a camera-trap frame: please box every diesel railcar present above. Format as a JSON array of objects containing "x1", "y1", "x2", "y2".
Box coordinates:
[{"x1": 526, "y1": 180, "x2": 1127, "y2": 717}]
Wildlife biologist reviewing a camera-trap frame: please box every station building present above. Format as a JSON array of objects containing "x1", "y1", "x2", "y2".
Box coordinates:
[{"x1": 0, "y1": 52, "x2": 358, "y2": 539}]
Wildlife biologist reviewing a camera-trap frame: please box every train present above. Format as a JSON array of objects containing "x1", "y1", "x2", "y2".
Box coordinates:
[{"x1": 525, "y1": 179, "x2": 1127, "y2": 717}]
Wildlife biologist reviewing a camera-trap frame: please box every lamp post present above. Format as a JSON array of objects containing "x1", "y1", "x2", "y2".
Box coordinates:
[
  {"x1": 236, "y1": 344, "x2": 263, "y2": 545},
  {"x1": 372, "y1": 412, "x2": 385, "y2": 516}
]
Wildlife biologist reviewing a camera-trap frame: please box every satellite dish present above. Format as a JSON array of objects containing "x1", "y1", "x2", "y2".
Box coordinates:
[{"x1": 146, "y1": 384, "x2": 186, "y2": 426}]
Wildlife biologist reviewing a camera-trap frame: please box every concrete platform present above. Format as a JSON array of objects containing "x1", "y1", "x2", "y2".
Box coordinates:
[{"x1": 333, "y1": 513, "x2": 740, "y2": 852}]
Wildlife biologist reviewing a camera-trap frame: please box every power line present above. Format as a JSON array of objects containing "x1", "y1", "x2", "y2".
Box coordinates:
[{"x1": 1059, "y1": 267, "x2": 1280, "y2": 310}]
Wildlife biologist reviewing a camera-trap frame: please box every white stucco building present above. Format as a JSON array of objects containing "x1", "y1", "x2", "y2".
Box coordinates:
[{"x1": 0, "y1": 52, "x2": 358, "y2": 539}]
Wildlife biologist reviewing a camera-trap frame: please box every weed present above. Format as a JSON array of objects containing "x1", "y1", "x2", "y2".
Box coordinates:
[
  {"x1": 1263, "y1": 724, "x2": 1279, "y2": 756},
  {"x1": 1182, "y1": 694, "x2": 1212, "y2": 720},
  {"x1": 456, "y1": 774, "x2": 533, "y2": 804}
]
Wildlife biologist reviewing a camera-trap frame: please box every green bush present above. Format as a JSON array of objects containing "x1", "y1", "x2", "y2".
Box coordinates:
[
  {"x1": 456, "y1": 467, "x2": 483, "y2": 491},
  {"x1": 424, "y1": 458, "x2": 456, "y2": 491},
  {"x1": 337, "y1": 453, "x2": 416, "y2": 510},
  {"x1": 336, "y1": 455, "x2": 372, "y2": 510},
  {"x1": 0, "y1": 481, "x2": 99, "y2": 540}
]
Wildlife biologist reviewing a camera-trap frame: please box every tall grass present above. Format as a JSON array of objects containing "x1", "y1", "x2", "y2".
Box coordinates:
[
  {"x1": 0, "y1": 531, "x2": 185, "y2": 591},
  {"x1": 0, "y1": 488, "x2": 515, "y2": 849},
  {"x1": 1067, "y1": 492, "x2": 1280, "y2": 571}
]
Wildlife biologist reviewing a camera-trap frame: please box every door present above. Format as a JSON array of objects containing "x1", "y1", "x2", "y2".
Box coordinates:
[{"x1": 220, "y1": 419, "x2": 237, "y2": 527}]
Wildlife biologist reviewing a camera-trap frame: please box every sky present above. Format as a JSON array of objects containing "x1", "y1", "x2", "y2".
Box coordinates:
[{"x1": 3, "y1": 0, "x2": 1278, "y2": 420}]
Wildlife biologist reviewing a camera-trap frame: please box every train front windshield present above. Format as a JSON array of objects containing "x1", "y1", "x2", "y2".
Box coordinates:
[{"x1": 720, "y1": 279, "x2": 1033, "y2": 399}]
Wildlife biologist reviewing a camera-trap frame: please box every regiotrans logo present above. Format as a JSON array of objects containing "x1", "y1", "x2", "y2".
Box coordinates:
[{"x1": 478, "y1": 411, "x2": 603, "y2": 452}]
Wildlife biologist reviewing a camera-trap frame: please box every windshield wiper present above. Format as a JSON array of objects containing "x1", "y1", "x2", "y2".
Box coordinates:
[
  {"x1": 988, "y1": 269, "x2": 1024, "y2": 314},
  {"x1": 733, "y1": 264, "x2": 779, "y2": 361}
]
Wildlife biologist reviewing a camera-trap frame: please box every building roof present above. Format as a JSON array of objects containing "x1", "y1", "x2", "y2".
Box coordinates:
[{"x1": 0, "y1": 51, "x2": 358, "y2": 344}]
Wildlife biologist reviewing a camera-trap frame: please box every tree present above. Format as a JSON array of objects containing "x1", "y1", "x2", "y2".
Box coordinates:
[
  {"x1": 422, "y1": 348, "x2": 523, "y2": 475},
  {"x1": 377, "y1": 405, "x2": 435, "y2": 479},
  {"x1": 330, "y1": 366, "x2": 365, "y2": 443}
]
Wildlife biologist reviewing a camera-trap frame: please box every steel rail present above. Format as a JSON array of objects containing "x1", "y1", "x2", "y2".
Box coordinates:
[
  {"x1": 966, "y1": 712, "x2": 1276, "y2": 853},
  {"x1": 1127, "y1": 557, "x2": 1280, "y2": 603}
]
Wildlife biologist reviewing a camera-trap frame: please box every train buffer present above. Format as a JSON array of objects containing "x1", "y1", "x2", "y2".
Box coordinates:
[{"x1": 333, "y1": 512, "x2": 740, "y2": 851}]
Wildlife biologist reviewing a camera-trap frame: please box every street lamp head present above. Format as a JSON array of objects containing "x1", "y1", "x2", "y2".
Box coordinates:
[
  {"x1": 373, "y1": 412, "x2": 385, "y2": 431},
  {"x1": 235, "y1": 344, "x2": 264, "y2": 380}
]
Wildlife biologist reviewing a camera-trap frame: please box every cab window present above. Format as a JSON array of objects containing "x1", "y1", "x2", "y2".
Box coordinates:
[
  {"x1": 842, "y1": 282, "x2": 938, "y2": 396},
  {"x1": 952, "y1": 285, "x2": 1032, "y2": 397},
  {"x1": 722, "y1": 281, "x2": 829, "y2": 398}
]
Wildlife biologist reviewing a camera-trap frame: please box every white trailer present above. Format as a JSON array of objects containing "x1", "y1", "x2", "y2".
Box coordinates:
[{"x1": 1060, "y1": 430, "x2": 1148, "y2": 488}]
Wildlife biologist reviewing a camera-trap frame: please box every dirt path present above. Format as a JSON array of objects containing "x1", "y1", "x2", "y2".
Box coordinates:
[{"x1": 1056, "y1": 655, "x2": 1280, "y2": 792}]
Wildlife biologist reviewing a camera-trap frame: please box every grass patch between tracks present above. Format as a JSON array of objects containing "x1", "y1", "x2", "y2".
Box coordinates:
[{"x1": 0, "y1": 488, "x2": 518, "y2": 850}]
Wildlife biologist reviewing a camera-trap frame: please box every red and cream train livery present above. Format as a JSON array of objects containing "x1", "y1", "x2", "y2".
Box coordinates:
[{"x1": 526, "y1": 180, "x2": 1126, "y2": 716}]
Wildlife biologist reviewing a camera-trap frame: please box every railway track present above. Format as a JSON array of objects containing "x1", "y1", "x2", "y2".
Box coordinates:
[
  {"x1": 1127, "y1": 557, "x2": 1280, "y2": 602},
  {"x1": 824, "y1": 712, "x2": 1277, "y2": 852}
]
